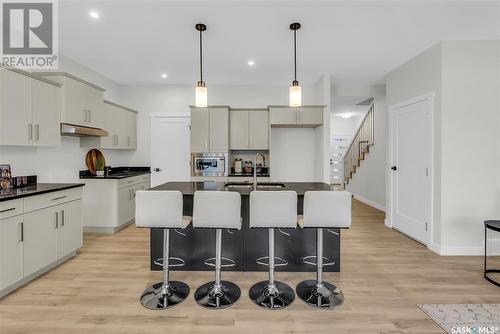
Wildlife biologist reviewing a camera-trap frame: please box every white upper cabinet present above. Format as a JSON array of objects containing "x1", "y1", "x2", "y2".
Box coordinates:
[
  {"x1": 38, "y1": 73, "x2": 105, "y2": 129},
  {"x1": 230, "y1": 109, "x2": 269, "y2": 150},
  {"x1": 269, "y1": 106, "x2": 324, "y2": 127},
  {"x1": 0, "y1": 67, "x2": 61, "y2": 146},
  {"x1": 80, "y1": 101, "x2": 138, "y2": 150},
  {"x1": 190, "y1": 107, "x2": 229, "y2": 153}
]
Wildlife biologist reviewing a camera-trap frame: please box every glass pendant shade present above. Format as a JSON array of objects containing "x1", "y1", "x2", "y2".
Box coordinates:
[
  {"x1": 195, "y1": 82, "x2": 207, "y2": 108},
  {"x1": 289, "y1": 83, "x2": 302, "y2": 107}
]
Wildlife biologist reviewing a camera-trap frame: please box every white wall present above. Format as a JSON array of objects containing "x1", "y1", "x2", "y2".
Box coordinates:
[
  {"x1": 386, "y1": 41, "x2": 500, "y2": 255},
  {"x1": 0, "y1": 54, "x2": 134, "y2": 183},
  {"x1": 344, "y1": 96, "x2": 387, "y2": 210}
]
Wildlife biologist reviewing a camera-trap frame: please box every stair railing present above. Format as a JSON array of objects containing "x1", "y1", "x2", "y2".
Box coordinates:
[{"x1": 343, "y1": 102, "x2": 375, "y2": 185}]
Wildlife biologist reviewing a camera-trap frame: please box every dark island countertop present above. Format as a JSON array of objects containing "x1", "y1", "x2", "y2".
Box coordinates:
[
  {"x1": 79, "y1": 167, "x2": 150, "y2": 180},
  {"x1": 0, "y1": 183, "x2": 84, "y2": 202},
  {"x1": 150, "y1": 181, "x2": 331, "y2": 196}
]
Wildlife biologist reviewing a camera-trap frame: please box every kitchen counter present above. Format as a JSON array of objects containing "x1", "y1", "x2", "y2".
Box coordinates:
[
  {"x1": 79, "y1": 167, "x2": 150, "y2": 179},
  {"x1": 149, "y1": 181, "x2": 339, "y2": 272},
  {"x1": 0, "y1": 183, "x2": 84, "y2": 202}
]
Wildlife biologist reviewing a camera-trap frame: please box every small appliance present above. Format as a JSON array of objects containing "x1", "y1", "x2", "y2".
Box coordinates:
[{"x1": 191, "y1": 153, "x2": 228, "y2": 177}]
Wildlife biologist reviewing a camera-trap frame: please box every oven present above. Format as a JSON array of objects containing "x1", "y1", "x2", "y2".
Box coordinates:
[{"x1": 191, "y1": 153, "x2": 228, "y2": 177}]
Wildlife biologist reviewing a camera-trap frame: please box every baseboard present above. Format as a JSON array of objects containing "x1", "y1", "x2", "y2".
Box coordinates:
[
  {"x1": 352, "y1": 194, "x2": 386, "y2": 212},
  {"x1": 384, "y1": 218, "x2": 392, "y2": 228},
  {"x1": 0, "y1": 251, "x2": 76, "y2": 299},
  {"x1": 83, "y1": 219, "x2": 134, "y2": 234},
  {"x1": 427, "y1": 239, "x2": 500, "y2": 256}
]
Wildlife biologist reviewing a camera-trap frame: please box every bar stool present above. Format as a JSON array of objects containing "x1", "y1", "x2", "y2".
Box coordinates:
[
  {"x1": 193, "y1": 191, "x2": 242, "y2": 309},
  {"x1": 296, "y1": 191, "x2": 351, "y2": 308},
  {"x1": 249, "y1": 190, "x2": 298, "y2": 310},
  {"x1": 135, "y1": 190, "x2": 191, "y2": 310}
]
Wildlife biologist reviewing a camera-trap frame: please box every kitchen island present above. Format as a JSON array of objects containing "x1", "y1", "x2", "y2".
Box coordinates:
[{"x1": 148, "y1": 181, "x2": 341, "y2": 272}]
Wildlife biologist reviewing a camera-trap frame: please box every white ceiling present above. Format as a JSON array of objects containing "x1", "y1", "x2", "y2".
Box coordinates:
[
  {"x1": 59, "y1": 1, "x2": 499, "y2": 86},
  {"x1": 331, "y1": 96, "x2": 370, "y2": 115}
]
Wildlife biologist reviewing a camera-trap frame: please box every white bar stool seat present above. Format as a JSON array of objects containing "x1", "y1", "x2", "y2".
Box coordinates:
[
  {"x1": 296, "y1": 191, "x2": 352, "y2": 309},
  {"x1": 135, "y1": 190, "x2": 191, "y2": 310},
  {"x1": 193, "y1": 191, "x2": 242, "y2": 309},
  {"x1": 249, "y1": 190, "x2": 297, "y2": 310}
]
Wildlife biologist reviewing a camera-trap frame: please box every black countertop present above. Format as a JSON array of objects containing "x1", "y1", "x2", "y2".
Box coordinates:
[
  {"x1": 0, "y1": 183, "x2": 84, "y2": 202},
  {"x1": 150, "y1": 181, "x2": 331, "y2": 196},
  {"x1": 79, "y1": 167, "x2": 151, "y2": 179}
]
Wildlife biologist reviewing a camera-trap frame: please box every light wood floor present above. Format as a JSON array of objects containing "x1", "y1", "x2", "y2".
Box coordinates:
[{"x1": 1, "y1": 199, "x2": 499, "y2": 334}]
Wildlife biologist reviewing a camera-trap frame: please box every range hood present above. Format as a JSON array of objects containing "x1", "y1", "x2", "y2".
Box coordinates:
[{"x1": 60, "y1": 123, "x2": 109, "y2": 137}]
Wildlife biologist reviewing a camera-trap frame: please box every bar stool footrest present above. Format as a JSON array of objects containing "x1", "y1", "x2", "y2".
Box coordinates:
[
  {"x1": 485, "y1": 269, "x2": 500, "y2": 287},
  {"x1": 204, "y1": 256, "x2": 236, "y2": 268},
  {"x1": 153, "y1": 257, "x2": 185, "y2": 268},
  {"x1": 302, "y1": 255, "x2": 335, "y2": 267},
  {"x1": 256, "y1": 256, "x2": 288, "y2": 267}
]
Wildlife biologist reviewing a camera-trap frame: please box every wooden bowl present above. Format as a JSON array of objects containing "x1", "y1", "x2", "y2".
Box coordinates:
[{"x1": 85, "y1": 149, "x2": 106, "y2": 175}]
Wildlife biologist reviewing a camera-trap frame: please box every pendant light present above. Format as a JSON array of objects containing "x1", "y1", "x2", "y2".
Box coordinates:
[
  {"x1": 289, "y1": 22, "x2": 302, "y2": 107},
  {"x1": 195, "y1": 23, "x2": 207, "y2": 107}
]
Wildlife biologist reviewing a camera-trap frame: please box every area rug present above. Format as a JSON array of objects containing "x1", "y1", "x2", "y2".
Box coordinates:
[{"x1": 418, "y1": 304, "x2": 500, "y2": 333}]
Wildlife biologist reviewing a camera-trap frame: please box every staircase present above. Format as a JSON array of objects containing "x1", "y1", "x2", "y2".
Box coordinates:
[{"x1": 344, "y1": 102, "x2": 375, "y2": 185}]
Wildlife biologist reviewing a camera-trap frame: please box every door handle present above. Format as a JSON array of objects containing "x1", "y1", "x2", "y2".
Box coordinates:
[
  {"x1": 35, "y1": 124, "x2": 40, "y2": 141},
  {"x1": 60, "y1": 210, "x2": 65, "y2": 227},
  {"x1": 391, "y1": 166, "x2": 397, "y2": 171},
  {"x1": 28, "y1": 123, "x2": 33, "y2": 141},
  {"x1": 154, "y1": 168, "x2": 163, "y2": 172},
  {"x1": 18, "y1": 222, "x2": 23, "y2": 242},
  {"x1": 54, "y1": 212, "x2": 59, "y2": 229}
]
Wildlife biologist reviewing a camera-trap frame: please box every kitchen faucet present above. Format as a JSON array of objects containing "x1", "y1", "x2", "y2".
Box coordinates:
[{"x1": 253, "y1": 153, "x2": 265, "y2": 190}]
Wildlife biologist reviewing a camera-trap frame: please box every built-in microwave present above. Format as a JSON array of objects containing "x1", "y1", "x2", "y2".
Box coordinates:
[{"x1": 191, "y1": 153, "x2": 228, "y2": 177}]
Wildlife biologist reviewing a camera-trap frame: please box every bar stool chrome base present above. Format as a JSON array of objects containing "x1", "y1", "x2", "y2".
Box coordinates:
[
  {"x1": 296, "y1": 280, "x2": 344, "y2": 308},
  {"x1": 249, "y1": 280, "x2": 295, "y2": 310},
  {"x1": 194, "y1": 280, "x2": 241, "y2": 309},
  {"x1": 140, "y1": 281, "x2": 190, "y2": 310}
]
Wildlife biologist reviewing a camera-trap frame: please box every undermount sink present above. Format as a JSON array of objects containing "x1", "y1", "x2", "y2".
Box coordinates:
[
  {"x1": 256, "y1": 183, "x2": 286, "y2": 189},
  {"x1": 224, "y1": 182, "x2": 286, "y2": 190}
]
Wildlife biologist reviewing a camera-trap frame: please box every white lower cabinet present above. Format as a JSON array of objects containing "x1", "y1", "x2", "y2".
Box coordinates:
[
  {"x1": 0, "y1": 215, "x2": 23, "y2": 290},
  {"x1": 82, "y1": 174, "x2": 150, "y2": 233},
  {"x1": 0, "y1": 187, "x2": 83, "y2": 298}
]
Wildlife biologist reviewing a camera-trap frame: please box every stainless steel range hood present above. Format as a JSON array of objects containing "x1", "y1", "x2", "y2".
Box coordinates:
[{"x1": 60, "y1": 123, "x2": 109, "y2": 137}]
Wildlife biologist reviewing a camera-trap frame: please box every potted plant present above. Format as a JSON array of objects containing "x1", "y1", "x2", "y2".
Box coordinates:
[{"x1": 95, "y1": 157, "x2": 105, "y2": 176}]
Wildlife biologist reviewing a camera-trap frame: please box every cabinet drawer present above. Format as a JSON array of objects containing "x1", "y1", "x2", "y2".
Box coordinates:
[
  {"x1": 0, "y1": 199, "x2": 23, "y2": 220},
  {"x1": 117, "y1": 175, "x2": 150, "y2": 189},
  {"x1": 24, "y1": 187, "x2": 83, "y2": 213}
]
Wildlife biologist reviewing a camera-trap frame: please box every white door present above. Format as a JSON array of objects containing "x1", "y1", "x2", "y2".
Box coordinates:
[
  {"x1": 151, "y1": 116, "x2": 191, "y2": 187},
  {"x1": 392, "y1": 97, "x2": 432, "y2": 245}
]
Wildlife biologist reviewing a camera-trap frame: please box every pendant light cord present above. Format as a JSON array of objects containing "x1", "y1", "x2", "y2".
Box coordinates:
[
  {"x1": 199, "y1": 30, "x2": 203, "y2": 82},
  {"x1": 294, "y1": 29, "x2": 297, "y2": 82}
]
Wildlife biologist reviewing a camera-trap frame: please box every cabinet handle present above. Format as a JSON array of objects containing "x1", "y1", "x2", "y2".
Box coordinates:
[
  {"x1": 127, "y1": 136, "x2": 130, "y2": 146},
  {"x1": 0, "y1": 207, "x2": 15, "y2": 213},
  {"x1": 18, "y1": 222, "x2": 23, "y2": 242},
  {"x1": 205, "y1": 138, "x2": 208, "y2": 151},
  {"x1": 296, "y1": 109, "x2": 299, "y2": 123},
  {"x1": 28, "y1": 123, "x2": 33, "y2": 141},
  {"x1": 60, "y1": 210, "x2": 65, "y2": 227},
  {"x1": 84, "y1": 109, "x2": 88, "y2": 122},
  {"x1": 35, "y1": 124, "x2": 40, "y2": 141},
  {"x1": 54, "y1": 211, "x2": 59, "y2": 229},
  {"x1": 88, "y1": 110, "x2": 92, "y2": 123},
  {"x1": 51, "y1": 195, "x2": 67, "y2": 201}
]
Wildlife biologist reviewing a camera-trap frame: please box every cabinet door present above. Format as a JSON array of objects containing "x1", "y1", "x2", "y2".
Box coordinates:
[
  {"x1": 126, "y1": 111, "x2": 137, "y2": 149},
  {"x1": 31, "y1": 79, "x2": 61, "y2": 147},
  {"x1": 190, "y1": 108, "x2": 210, "y2": 152},
  {"x1": 0, "y1": 69, "x2": 32, "y2": 145},
  {"x1": 23, "y1": 207, "x2": 58, "y2": 276},
  {"x1": 298, "y1": 107, "x2": 323, "y2": 126},
  {"x1": 230, "y1": 110, "x2": 249, "y2": 149},
  {"x1": 118, "y1": 186, "x2": 135, "y2": 226},
  {"x1": 209, "y1": 108, "x2": 229, "y2": 152},
  {"x1": 269, "y1": 108, "x2": 296, "y2": 125},
  {"x1": 86, "y1": 86, "x2": 104, "y2": 129},
  {"x1": 57, "y1": 200, "x2": 82, "y2": 258},
  {"x1": 0, "y1": 216, "x2": 23, "y2": 290},
  {"x1": 249, "y1": 110, "x2": 269, "y2": 149},
  {"x1": 99, "y1": 104, "x2": 116, "y2": 148},
  {"x1": 65, "y1": 78, "x2": 88, "y2": 126}
]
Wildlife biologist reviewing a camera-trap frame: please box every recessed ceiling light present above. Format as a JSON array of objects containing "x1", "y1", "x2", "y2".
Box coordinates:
[
  {"x1": 161, "y1": 73, "x2": 168, "y2": 78},
  {"x1": 247, "y1": 60, "x2": 255, "y2": 66},
  {"x1": 89, "y1": 11, "x2": 100, "y2": 19}
]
